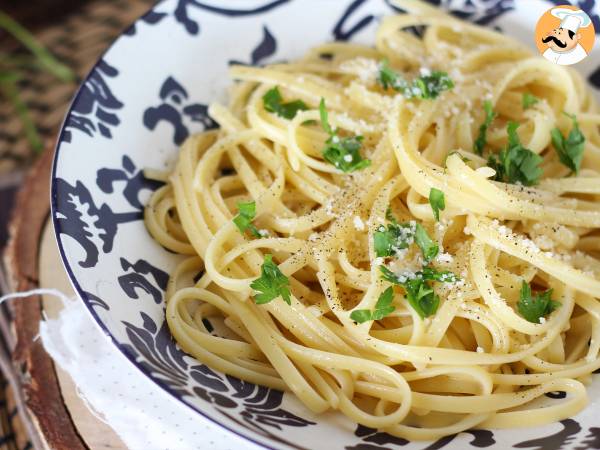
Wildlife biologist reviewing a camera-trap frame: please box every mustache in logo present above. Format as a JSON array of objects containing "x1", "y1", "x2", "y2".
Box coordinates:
[{"x1": 542, "y1": 35, "x2": 567, "y2": 48}]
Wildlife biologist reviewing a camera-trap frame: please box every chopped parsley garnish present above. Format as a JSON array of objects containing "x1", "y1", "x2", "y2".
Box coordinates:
[
  {"x1": 380, "y1": 266, "x2": 458, "y2": 285},
  {"x1": 319, "y1": 98, "x2": 371, "y2": 172},
  {"x1": 385, "y1": 207, "x2": 396, "y2": 222},
  {"x1": 377, "y1": 60, "x2": 453, "y2": 99},
  {"x1": 488, "y1": 122, "x2": 543, "y2": 186},
  {"x1": 428, "y1": 188, "x2": 445, "y2": 222},
  {"x1": 379, "y1": 266, "x2": 457, "y2": 319},
  {"x1": 250, "y1": 254, "x2": 291, "y2": 305},
  {"x1": 233, "y1": 201, "x2": 261, "y2": 238},
  {"x1": 377, "y1": 211, "x2": 458, "y2": 319},
  {"x1": 350, "y1": 286, "x2": 395, "y2": 323},
  {"x1": 262, "y1": 86, "x2": 308, "y2": 119},
  {"x1": 551, "y1": 112, "x2": 585, "y2": 175},
  {"x1": 377, "y1": 59, "x2": 404, "y2": 91},
  {"x1": 522, "y1": 93, "x2": 539, "y2": 110},
  {"x1": 414, "y1": 223, "x2": 438, "y2": 262},
  {"x1": 323, "y1": 135, "x2": 368, "y2": 172},
  {"x1": 413, "y1": 71, "x2": 454, "y2": 99},
  {"x1": 380, "y1": 265, "x2": 402, "y2": 284},
  {"x1": 319, "y1": 98, "x2": 333, "y2": 135},
  {"x1": 403, "y1": 278, "x2": 439, "y2": 319},
  {"x1": 474, "y1": 100, "x2": 496, "y2": 156},
  {"x1": 420, "y1": 266, "x2": 459, "y2": 283},
  {"x1": 373, "y1": 220, "x2": 415, "y2": 257},
  {"x1": 516, "y1": 281, "x2": 560, "y2": 324},
  {"x1": 373, "y1": 211, "x2": 437, "y2": 261}
]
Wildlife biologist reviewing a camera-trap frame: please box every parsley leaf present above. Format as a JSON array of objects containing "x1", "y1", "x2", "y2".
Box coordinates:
[
  {"x1": 373, "y1": 221, "x2": 415, "y2": 257},
  {"x1": 376, "y1": 60, "x2": 453, "y2": 99},
  {"x1": 377, "y1": 59, "x2": 406, "y2": 91},
  {"x1": 487, "y1": 153, "x2": 505, "y2": 182},
  {"x1": 386, "y1": 207, "x2": 396, "y2": 223},
  {"x1": 380, "y1": 266, "x2": 459, "y2": 286},
  {"x1": 233, "y1": 201, "x2": 261, "y2": 238},
  {"x1": 373, "y1": 213, "x2": 438, "y2": 261},
  {"x1": 350, "y1": 286, "x2": 395, "y2": 323},
  {"x1": 474, "y1": 100, "x2": 496, "y2": 156},
  {"x1": 404, "y1": 278, "x2": 439, "y2": 319},
  {"x1": 413, "y1": 71, "x2": 454, "y2": 99},
  {"x1": 371, "y1": 287, "x2": 396, "y2": 320},
  {"x1": 420, "y1": 266, "x2": 459, "y2": 283},
  {"x1": 348, "y1": 309, "x2": 372, "y2": 324},
  {"x1": 380, "y1": 265, "x2": 401, "y2": 285},
  {"x1": 319, "y1": 98, "x2": 371, "y2": 172},
  {"x1": 250, "y1": 254, "x2": 291, "y2": 305},
  {"x1": 522, "y1": 93, "x2": 539, "y2": 110},
  {"x1": 551, "y1": 112, "x2": 585, "y2": 175},
  {"x1": 319, "y1": 98, "x2": 333, "y2": 135},
  {"x1": 323, "y1": 135, "x2": 371, "y2": 172},
  {"x1": 516, "y1": 281, "x2": 560, "y2": 323},
  {"x1": 414, "y1": 223, "x2": 438, "y2": 262},
  {"x1": 488, "y1": 122, "x2": 543, "y2": 186},
  {"x1": 379, "y1": 266, "x2": 458, "y2": 318},
  {"x1": 429, "y1": 188, "x2": 445, "y2": 222},
  {"x1": 263, "y1": 86, "x2": 308, "y2": 119},
  {"x1": 379, "y1": 267, "x2": 443, "y2": 319}
]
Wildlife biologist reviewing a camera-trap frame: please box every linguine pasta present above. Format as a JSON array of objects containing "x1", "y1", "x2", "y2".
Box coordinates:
[{"x1": 145, "y1": 1, "x2": 600, "y2": 440}]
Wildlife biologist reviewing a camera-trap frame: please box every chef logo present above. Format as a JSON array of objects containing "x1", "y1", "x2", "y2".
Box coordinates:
[{"x1": 535, "y1": 5, "x2": 595, "y2": 66}]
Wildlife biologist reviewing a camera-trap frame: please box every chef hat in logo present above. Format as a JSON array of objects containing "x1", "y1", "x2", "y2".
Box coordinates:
[{"x1": 551, "y1": 8, "x2": 592, "y2": 33}]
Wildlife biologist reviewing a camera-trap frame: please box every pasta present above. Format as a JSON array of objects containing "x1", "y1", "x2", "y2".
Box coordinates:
[{"x1": 144, "y1": 1, "x2": 600, "y2": 440}]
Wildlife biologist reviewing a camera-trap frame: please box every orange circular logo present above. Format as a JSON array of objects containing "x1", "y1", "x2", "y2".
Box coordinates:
[{"x1": 535, "y1": 5, "x2": 595, "y2": 65}]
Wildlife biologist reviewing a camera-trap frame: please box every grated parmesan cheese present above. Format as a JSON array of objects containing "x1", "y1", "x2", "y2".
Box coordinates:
[
  {"x1": 521, "y1": 238, "x2": 541, "y2": 254},
  {"x1": 324, "y1": 199, "x2": 335, "y2": 217},
  {"x1": 392, "y1": 270, "x2": 419, "y2": 283},
  {"x1": 339, "y1": 57, "x2": 379, "y2": 84},
  {"x1": 353, "y1": 215, "x2": 365, "y2": 231},
  {"x1": 436, "y1": 252, "x2": 454, "y2": 264}
]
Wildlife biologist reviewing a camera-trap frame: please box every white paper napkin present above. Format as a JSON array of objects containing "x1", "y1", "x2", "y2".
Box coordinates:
[{"x1": 39, "y1": 297, "x2": 261, "y2": 450}]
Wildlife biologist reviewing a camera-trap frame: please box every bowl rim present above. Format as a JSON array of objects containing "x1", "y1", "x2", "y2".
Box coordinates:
[{"x1": 49, "y1": 1, "x2": 284, "y2": 448}]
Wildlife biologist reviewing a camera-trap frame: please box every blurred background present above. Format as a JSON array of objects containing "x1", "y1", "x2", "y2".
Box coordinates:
[
  {"x1": 0, "y1": 2, "x2": 154, "y2": 448},
  {"x1": 0, "y1": 0, "x2": 153, "y2": 255}
]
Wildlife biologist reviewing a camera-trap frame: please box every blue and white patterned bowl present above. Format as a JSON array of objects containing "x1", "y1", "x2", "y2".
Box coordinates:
[{"x1": 51, "y1": 1, "x2": 600, "y2": 448}]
